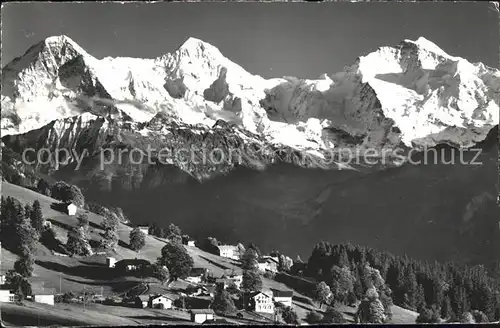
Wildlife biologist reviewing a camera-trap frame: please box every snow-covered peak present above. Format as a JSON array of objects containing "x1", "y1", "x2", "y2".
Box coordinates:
[{"x1": 2, "y1": 35, "x2": 499, "y2": 153}]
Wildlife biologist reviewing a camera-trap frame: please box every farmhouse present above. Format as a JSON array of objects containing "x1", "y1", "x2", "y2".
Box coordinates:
[
  {"x1": 217, "y1": 245, "x2": 240, "y2": 260},
  {"x1": 137, "y1": 226, "x2": 149, "y2": 235},
  {"x1": 273, "y1": 290, "x2": 293, "y2": 307},
  {"x1": 149, "y1": 294, "x2": 173, "y2": 309},
  {"x1": 185, "y1": 285, "x2": 215, "y2": 298},
  {"x1": 190, "y1": 309, "x2": 215, "y2": 323},
  {"x1": 136, "y1": 295, "x2": 149, "y2": 308},
  {"x1": 247, "y1": 290, "x2": 274, "y2": 314},
  {"x1": 257, "y1": 257, "x2": 278, "y2": 273},
  {"x1": 65, "y1": 202, "x2": 77, "y2": 216},
  {"x1": 31, "y1": 286, "x2": 56, "y2": 305},
  {"x1": 106, "y1": 257, "x2": 116, "y2": 268},
  {"x1": 185, "y1": 267, "x2": 208, "y2": 284},
  {"x1": 0, "y1": 289, "x2": 15, "y2": 302}
]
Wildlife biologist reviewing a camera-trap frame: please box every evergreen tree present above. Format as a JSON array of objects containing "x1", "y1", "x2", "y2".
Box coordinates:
[
  {"x1": 313, "y1": 281, "x2": 332, "y2": 309},
  {"x1": 13, "y1": 254, "x2": 35, "y2": 278},
  {"x1": 212, "y1": 286, "x2": 236, "y2": 315},
  {"x1": 30, "y1": 200, "x2": 45, "y2": 234},
  {"x1": 241, "y1": 248, "x2": 259, "y2": 271},
  {"x1": 5, "y1": 270, "x2": 32, "y2": 300},
  {"x1": 323, "y1": 306, "x2": 345, "y2": 323},
  {"x1": 281, "y1": 306, "x2": 298, "y2": 324},
  {"x1": 66, "y1": 227, "x2": 92, "y2": 256},
  {"x1": 242, "y1": 269, "x2": 263, "y2": 292}
]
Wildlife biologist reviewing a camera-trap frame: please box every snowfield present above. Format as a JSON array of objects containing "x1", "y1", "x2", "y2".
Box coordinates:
[{"x1": 2, "y1": 35, "x2": 499, "y2": 151}]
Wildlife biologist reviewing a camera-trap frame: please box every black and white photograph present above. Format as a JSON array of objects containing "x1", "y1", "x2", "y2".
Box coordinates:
[{"x1": 0, "y1": 1, "x2": 499, "y2": 325}]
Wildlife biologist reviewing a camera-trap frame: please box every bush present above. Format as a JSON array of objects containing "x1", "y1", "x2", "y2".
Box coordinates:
[
  {"x1": 323, "y1": 307, "x2": 345, "y2": 323},
  {"x1": 306, "y1": 311, "x2": 324, "y2": 324}
]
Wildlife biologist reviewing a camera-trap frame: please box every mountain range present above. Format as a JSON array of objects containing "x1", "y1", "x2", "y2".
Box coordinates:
[{"x1": 1, "y1": 35, "x2": 499, "y2": 267}]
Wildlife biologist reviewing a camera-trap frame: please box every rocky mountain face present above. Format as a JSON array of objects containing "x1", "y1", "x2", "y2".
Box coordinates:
[
  {"x1": 1, "y1": 35, "x2": 499, "y2": 267},
  {"x1": 2, "y1": 35, "x2": 499, "y2": 152}
]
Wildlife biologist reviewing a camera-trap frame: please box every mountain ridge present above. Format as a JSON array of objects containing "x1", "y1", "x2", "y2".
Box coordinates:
[{"x1": 2, "y1": 35, "x2": 498, "y2": 154}]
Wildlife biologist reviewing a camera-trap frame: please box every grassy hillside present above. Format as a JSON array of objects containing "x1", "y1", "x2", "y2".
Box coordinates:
[{"x1": 1, "y1": 181, "x2": 418, "y2": 325}]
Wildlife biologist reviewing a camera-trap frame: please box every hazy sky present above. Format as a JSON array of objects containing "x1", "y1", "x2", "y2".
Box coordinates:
[{"x1": 2, "y1": 2, "x2": 498, "y2": 78}]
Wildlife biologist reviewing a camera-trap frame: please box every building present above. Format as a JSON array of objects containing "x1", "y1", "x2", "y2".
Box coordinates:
[
  {"x1": 185, "y1": 285, "x2": 215, "y2": 298},
  {"x1": 65, "y1": 203, "x2": 77, "y2": 216},
  {"x1": 228, "y1": 274, "x2": 243, "y2": 289},
  {"x1": 0, "y1": 289, "x2": 15, "y2": 303},
  {"x1": 136, "y1": 295, "x2": 149, "y2": 308},
  {"x1": 0, "y1": 274, "x2": 5, "y2": 285},
  {"x1": 31, "y1": 286, "x2": 56, "y2": 306},
  {"x1": 190, "y1": 309, "x2": 215, "y2": 323},
  {"x1": 248, "y1": 291, "x2": 274, "y2": 314},
  {"x1": 257, "y1": 257, "x2": 278, "y2": 273},
  {"x1": 187, "y1": 240, "x2": 196, "y2": 247},
  {"x1": 149, "y1": 294, "x2": 173, "y2": 309},
  {"x1": 217, "y1": 245, "x2": 240, "y2": 260},
  {"x1": 272, "y1": 290, "x2": 293, "y2": 307},
  {"x1": 137, "y1": 226, "x2": 149, "y2": 235},
  {"x1": 106, "y1": 257, "x2": 117, "y2": 268},
  {"x1": 185, "y1": 268, "x2": 208, "y2": 284}
]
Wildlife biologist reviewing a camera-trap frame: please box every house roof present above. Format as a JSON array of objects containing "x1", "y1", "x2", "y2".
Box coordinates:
[
  {"x1": 32, "y1": 287, "x2": 56, "y2": 295},
  {"x1": 190, "y1": 309, "x2": 215, "y2": 315},
  {"x1": 150, "y1": 294, "x2": 173, "y2": 301},
  {"x1": 137, "y1": 295, "x2": 149, "y2": 301},
  {"x1": 273, "y1": 290, "x2": 293, "y2": 298},
  {"x1": 217, "y1": 245, "x2": 237, "y2": 251},
  {"x1": 249, "y1": 291, "x2": 272, "y2": 299}
]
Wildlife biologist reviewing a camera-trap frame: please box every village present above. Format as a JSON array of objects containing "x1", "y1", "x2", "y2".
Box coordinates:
[{"x1": 0, "y1": 191, "x2": 308, "y2": 326}]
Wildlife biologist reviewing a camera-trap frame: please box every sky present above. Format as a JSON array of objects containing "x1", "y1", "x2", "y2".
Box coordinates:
[{"x1": 1, "y1": 2, "x2": 499, "y2": 79}]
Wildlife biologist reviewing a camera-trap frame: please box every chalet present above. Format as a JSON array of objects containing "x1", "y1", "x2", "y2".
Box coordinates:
[
  {"x1": 185, "y1": 267, "x2": 208, "y2": 284},
  {"x1": 0, "y1": 289, "x2": 15, "y2": 303},
  {"x1": 65, "y1": 202, "x2": 77, "y2": 216},
  {"x1": 183, "y1": 239, "x2": 196, "y2": 247},
  {"x1": 185, "y1": 285, "x2": 215, "y2": 298},
  {"x1": 187, "y1": 240, "x2": 196, "y2": 247},
  {"x1": 247, "y1": 290, "x2": 274, "y2": 314},
  {"x1": 190, "y1": 309, "x2": 215, "y2": 323},
  {"x1": 115, "y1": 259, "x2": 151, "y2": 274},
  {"x1": 106, "y1": 257, "x2": 117, "y2": 268},
  {"x1": 257, "y1": 257, "x2": 278, "y2": 273},
  {"x1": 149, "y1": 294, "x2": 173, "y2": 309},
  {"x1": 136, "y1": 295, "x2": 149, "y2": 308},
  {"x1": 217, "y1": 245, "x2": 240, "y2": 260},
  {"x1": 31, "y1": 285, "x2": 56, "y2": 305},
  {"x1": 272, "y1": 290, "x2": 293, "y2": 307},
  {"x1": 137, "y1": 226, "x2": 149, "y2": 235}
]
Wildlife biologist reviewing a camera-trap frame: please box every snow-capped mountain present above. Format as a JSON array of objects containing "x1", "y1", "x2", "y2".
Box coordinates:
[{"x1": 2, "y1": 35, "x2": 499, "y2": 153}]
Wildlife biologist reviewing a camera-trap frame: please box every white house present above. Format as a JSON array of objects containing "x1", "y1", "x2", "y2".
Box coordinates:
[
  {"x1": 32, "y1": 287, "x2": 56, "y2": 306},
  {"x1": 190, "y1": 309, "x2": 215, "y2": 323},
  {"x1": 106, "y1": 257, "x2": 117, "y2": 268},
  {"x1": 273, "y1": 290, "x2": 293, "y2": 307},
  {"x1": 187, "y1": 240, "x2": 196, "y2": 247},
  {"x1": 0, "y1": 289, "x2": 15, "y2": 302},
  {"x1": 185, "y1": 268, "x2": 207, "y2": 284},
  {"x1": 136, "y1": 295, "x2": 149, "y2": 308},
  {"x1": 217, "y1": 245, "x2": 240, "y2": 260},
  {"x1": 0, "y1": 274, "x2": 6, "y2": 285},
  {"x1": 66, "y1": 203, "x2": 77, "y2": 216},
  {"x1": 149, "y1": 294, "x2": 173, "y2": 309},
  {"x1": 249, "y1": 290, "x2": 274, "y2": 314},
  {"x1": 138, "y1": 226, "x2": 149, "y2": 235}
]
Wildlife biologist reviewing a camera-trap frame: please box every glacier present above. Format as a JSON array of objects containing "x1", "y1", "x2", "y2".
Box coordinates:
[{"x1": 2, "y1": 35, "x2": 499, "y2": 152}]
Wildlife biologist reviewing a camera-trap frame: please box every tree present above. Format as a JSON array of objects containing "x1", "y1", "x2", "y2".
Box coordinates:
[
  {"x1": 247, "y1": 243, "x2": 261, "y2": 257},
  {"x1": 323, "y1": 306, "x2": 345, "y2": 323},
  {"x1": 30, "y1": 200, "x2": 45, "y2": 234},
  {"x1": 356, "y1": 295, "x2": 387, "y2": 324},
  {"x1": 77, "y1": 213, "x2": 89, "y2": 229},
  {"x1": 471, "y1": 310, "x2": 489, "y2": 323},
  {"x1": 416, "y1": 307, "x2": 441, "y2": 323},
  {"x1": 281, "y1": 306, "x2": 298, "y2": 324},
  {"x1": 459, "y1": 311, "x2": 476, "y2": 324},
  {"x1": 5, "y1": 270, "x2": 32, "y2": 300},
  {"x1": 313, "y1": 281, "x2": 332, "y2": 309},
  {"x1": 165, "y1": 223, "x2": 182, "y2": 240},
  {"x1": 66, "y1": 227, "x2": 92, "y2": 256},
  {"x1": 16, "y1": 209, "x2": 39, "y2": 256},
  {"x1": 99, "y1": 227, "x2": 119, "y2": 252},
  {"x1": 129, "y1": 227, "x2": 146, "y2": 251},
  {"x1": 241, "y1": 248, "x2": 259, "y2": 271},
  {"x1": 50, "y1": 181, "x2": 85, "y2": 207},
  {"x1": 14, "y1": 254, "x2": 35, "y2": 278},
  {"x1": 157, "y1": 242, "x2": 194, "y2": 280},
  {"x1": 212, "y1": 287, "x2": 237, "y2": 315},
  {"x1": 37, "y1": 179, "x2": 51, "y2": 196},
  {"x1": 151, "y1": 263, "x2": 170, "y2": 285},
  {"x1": 306, "y1": 311, "x2": 323, "y2": 324},
  {"x1": 242, "y1": 269, "x2": 262, "y2": 292}
]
